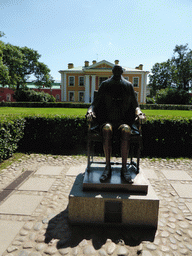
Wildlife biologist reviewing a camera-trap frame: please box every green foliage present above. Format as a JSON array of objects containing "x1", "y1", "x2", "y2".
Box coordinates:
[
  {"x1": 0, "y1": 116, "x2": 25, "y2": 162},
  {"x1": 149, "y1": 44, "x2": 192, "y2": 95},
  {"x1": 146, "y1": 97, "x2": 156, "y2": 104},
  {"x1": 172, "y1": 44, "x2": 192, "y2": 90},
  {"x1": 149, "y1": 60, "x2": 173, "y2": 96},
  {"x1": 0, "y1": 113, "x2": 191, "y2": 160},
  {"x1": 0, "y1": 101, "x2": 91, "y2": 108},
  {"x1": 0, "y1": 41, "x2": 10, "y2": 86},
  {"x1": 18, "y1": 115, "x2": 87, "y2": 154},
  {"x1": 142, "y1": 117, "x2": 192, "y2": 158},
  {"x1": 13, "y1": 89, "x2": 56, "y2": 102},
  {"x1": 155, "y1": 88, "x2": 191, "y2": 104},
  {"x1": 17, "y1": 115, "x2": 192, "y2": 157},
  {"x1": 0, "y1": 38, "x2": 53, "y2": 90}
]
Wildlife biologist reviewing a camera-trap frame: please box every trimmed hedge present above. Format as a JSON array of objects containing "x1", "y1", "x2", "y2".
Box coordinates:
[
  {"x1": 0, "y1": 101, "x2": 91, "y2": 108},
  {"x1": 0, "y1": 101, "x2": 192, "y2": 110},
  {"x1": 18, "y1": 115, "x2": 88, "y2": 154},
  {"x1": 142, "y1": 117, "x2": 192, "y2": 158},
  {"x1": 0, "y1": 115, "x2": 25, "y2": 162},
  {"x1": 0, "y1": 114, "x2": 191, "y2": 160}
]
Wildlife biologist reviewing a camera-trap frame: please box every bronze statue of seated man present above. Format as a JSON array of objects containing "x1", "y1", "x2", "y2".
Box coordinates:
[{"x1": 86, "y1": 65, "x2": 146, "y2": 183}]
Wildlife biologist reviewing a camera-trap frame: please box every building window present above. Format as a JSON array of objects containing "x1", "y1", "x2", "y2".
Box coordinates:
[
  {"x1": 99, "y1": 77, "x2": 108, "y2": 85},
  {"x1": 56, "y1": 94, "x2": 60, "y2": 101},
  {"x1": 6, "y1": 93, "x2": 11, "y2": 102},
  {"x1": 133, "y1": 77, "x2": 139, "y2": 87},
  {"x1": 79, "y1": 76, "x2": 84, "y2": 86},
  {"x1": 69, "y1": 91, "x2": 74, "y2": 102},
  {"x1": 69, "y1": 76, "x2": 75, "y2": 86},
  {"x1": 79, "y1": 91, "x2": 84, "y2": 102}
]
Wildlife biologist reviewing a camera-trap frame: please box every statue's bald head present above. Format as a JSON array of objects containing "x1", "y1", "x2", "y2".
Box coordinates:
[{"x1": 112, "y1": 65, "x2": 123, "y2": 76}]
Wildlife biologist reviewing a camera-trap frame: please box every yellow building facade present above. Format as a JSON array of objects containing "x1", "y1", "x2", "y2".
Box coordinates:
[{"x1": 59, "y1": 60, "x2": 149, "y2": 103}]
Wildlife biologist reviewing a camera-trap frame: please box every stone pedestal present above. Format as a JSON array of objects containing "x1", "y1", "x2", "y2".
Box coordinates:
[
  {"x1": 68, "y1": 165, "x2": 159, "y2": 228},
  {"x1": 83, "y1": 163, "x2": 148, "y2": 194}
]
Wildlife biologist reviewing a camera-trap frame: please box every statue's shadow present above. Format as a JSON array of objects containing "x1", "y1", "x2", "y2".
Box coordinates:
[{"x1": 44, "y1": 207, "x2": 156, "y2": 250}]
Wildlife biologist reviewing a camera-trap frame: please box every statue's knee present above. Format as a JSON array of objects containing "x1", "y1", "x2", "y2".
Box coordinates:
[
  {"x1": 102, "y1": 123, "x2": 112, "y2": 139},
  {"x1": 103, "y1": 123, "x2": 112, "y2": 132},
  {"x1": 120, "y1": 124, "x2": 131, "y2": 134}
]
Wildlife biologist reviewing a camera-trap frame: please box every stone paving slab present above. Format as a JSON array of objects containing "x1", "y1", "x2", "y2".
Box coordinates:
[
  {"x1": 141, "y1": 168, "x2": 158, "y2": 179},
  {"x1": 171, "y1": 183, "x2": 192, "y2": 198},
  {"x1": 18, "y1": 177, "x2": 55, "y2": 191},
  {"x1": 35, "y1": 165, "x2": 64, "y2": 175},
  {"x1": 0, "y1": 194, "x2": 43, "y2": 215},
  {"x1": 162, "y1": 169, "x2": 192, "y2": 180},
  {"x1": 66, "y1": 164, "x2": 87, "y2": 176},
  {"x1": 185, "y1": 202, "x2": 192, "y2": 213},
  {"x1": 0, "y1": 220, "x2": 25, "y2": 255}
]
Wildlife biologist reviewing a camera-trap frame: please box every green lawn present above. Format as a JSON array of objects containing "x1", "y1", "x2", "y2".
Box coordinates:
[
  {"x1": 0, "y1": 107, "x2": 191, "y2": 118},
  {"x1": 0, "y1": 107, "x2": 87, "y2": 116},
  {"x1": 144, "y1": 109, "x2": 192, "y2": 117}
]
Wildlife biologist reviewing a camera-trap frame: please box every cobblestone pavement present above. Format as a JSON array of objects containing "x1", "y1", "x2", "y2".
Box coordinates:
[{"x1": 0, "y1": 154, "x2": 192, "y2": 256}]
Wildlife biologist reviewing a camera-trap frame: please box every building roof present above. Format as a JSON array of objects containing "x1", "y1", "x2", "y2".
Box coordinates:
[
  {"x1": 0, "y1": 82, "x2": 61, "y2": 90},
  {"x1": 59, "y1": 60, "x2": 149, "y2": 73}
]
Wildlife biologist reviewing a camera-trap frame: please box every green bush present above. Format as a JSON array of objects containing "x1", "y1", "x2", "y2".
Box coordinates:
[
  {"x1": 0, "y1": 101, "x2": 90, "y2": 108},
  {"x1": 146, "y1": 97, "x2": 156, "y2": 104},
  {"x1": 18, "y1": 115, "x2": 87, "y2": 154},
  {"x1": 0, "y1": 116, "x2": 25, "y2": 162},
  {"x1": 0, "y1": 114, "x2": 191, "y2": 159},
  {"x1": 13, "y1": 89, "x2": 56, "y2": 102},
  {"x1": 18, "y1": 115, "x2": 192, "y2": 158},
  {"x1": 1, "y1": 101, "x2": 192, "y2": 110},
  {"x1": 155, "y1": 88, "x2": 191, "y2": 104},
  {"x1": 142, "y1": 117, "x2": 192, "y2": 157}
]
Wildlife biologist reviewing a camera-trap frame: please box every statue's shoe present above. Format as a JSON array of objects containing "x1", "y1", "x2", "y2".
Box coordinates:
[
  {"x1": 121, "y1": 167, "x2": 133, "y2": 184},
  {"x1": 100, "y1": 166, "x2": 111, "y2": 182}
]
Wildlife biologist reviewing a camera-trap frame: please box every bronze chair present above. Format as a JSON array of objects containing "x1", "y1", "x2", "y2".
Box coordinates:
[{"x1": 87, "y1": 91, "x2": 143, "y2": 173}]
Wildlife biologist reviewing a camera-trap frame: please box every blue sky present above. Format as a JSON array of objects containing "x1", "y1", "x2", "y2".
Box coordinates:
[{"x1": 0, "y1": 0, "x2": 192, "y2": 81}]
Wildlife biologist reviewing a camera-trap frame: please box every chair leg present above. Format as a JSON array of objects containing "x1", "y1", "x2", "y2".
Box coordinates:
[
  {"x1": 87, "y1": 139, "x2": 91, "y2": 171},
  {"x1": 136, "y1": 144, "x2": 141, "y2": 174},
  {"x1": 91, "y1": 142, "x2": 94, "y2": 163}
]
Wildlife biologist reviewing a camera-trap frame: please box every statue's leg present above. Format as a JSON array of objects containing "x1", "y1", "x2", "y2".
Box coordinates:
[
  {"x1": 100, "y1": 123, "x2": 112, "y2": 182},
  {"x1": 119, "y1": 124, "x2": 133, "y2": 183},
  {"x1": 120, "y1": 124, "x2": 131, "y2": 168}
]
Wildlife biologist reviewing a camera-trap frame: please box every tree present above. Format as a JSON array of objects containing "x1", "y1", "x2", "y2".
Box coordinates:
[
  {"x1": 16, "y1": 46, "x2": 54, "y2": 90},
  {"x1": 0, "y1": 32, "x2": 5, "y2": 38},
  {"x1": 0, "y1": 41, "x2": 10, "y2": 86},
  {"x1": 0, "y1": 32, "x2": 53, "y2": 90},
  {"x1": 149, "y1": 44, "x2": 192, "y2": 95},
  {"x1": 2, "y1": 43, "x2": 26, "y2": 89},
  {"x1": 155, "y1": 88, "x2": 191, "y2": 104},
  {"x1": 172, "y1": 44, "x2": 192, "y2": 90},
  {"x1": 148, "y1": 60, "x2": 173, "y2": 96}
]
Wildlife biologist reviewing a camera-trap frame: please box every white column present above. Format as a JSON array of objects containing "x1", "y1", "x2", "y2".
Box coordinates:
[
  {"x1": 63, "y1": 73, "x2": 67, "y2": 101},
  {"x1": 140, "y1": 73, "x2": 144, "y2": 103},
  {"x1": 143, "y1": 73, "x2": 148, "y2": 104},
  {"x1": 60, "y1": 72, "x2": 64, "y2": 101},
  {"x1": 85, "y1": 75, "x2": 90, "y2": 103},
  {"x1": 91, "y1": 75, "x2": 96, "y2": 102}
]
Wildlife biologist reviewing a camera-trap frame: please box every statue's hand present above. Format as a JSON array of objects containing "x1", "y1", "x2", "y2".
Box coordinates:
[
  {"x1": 135, "y1": 112, "x2": 146, "y2": 124},
  {"x1": 86, "y1": 111, "x2": 96, "y2": 122}
]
